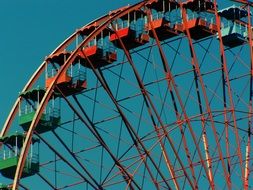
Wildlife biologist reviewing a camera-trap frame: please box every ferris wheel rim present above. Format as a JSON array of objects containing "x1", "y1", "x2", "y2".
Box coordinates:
[{"x1": 10, "y1": 1, "x2": 153, "y2": 189}]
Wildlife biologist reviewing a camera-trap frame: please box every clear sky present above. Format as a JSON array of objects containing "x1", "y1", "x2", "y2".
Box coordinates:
[{"x1": 0, "y1": 0, "x2": 139, "y2": 128}]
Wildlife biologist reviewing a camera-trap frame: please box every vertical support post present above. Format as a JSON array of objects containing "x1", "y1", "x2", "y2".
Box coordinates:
[
  {"x1": 45, "y1": 62, "x2": 48, "y2": 79},
  {"x1": 201, "y1": 117, "x2": 212, "y2": 181},
  {"x1": 3, "y1": 149, "x2": 6, "y2": 160},
  {"x1": 180, "y1": 4, "x2": 216, "y2": 189},
  {"x1": 213, "y1": 1, "x2": 244, "y2": 188},
  {"x1": 101, "y1": 30, "x2": 104, "y2": 47},
  {"x1": 52, "y1": 94, "x2": 55, "y2": 109},
  {"x1": 38, "y1": 142, "x2": 40, "y2": 162},
  {"x1": 134, "y1": 11, "x2": 136, "y2": 25},
  {"x1": 37, "y1": 88, "x2": 40, "y2": 110},
  {"x1": 75, "y1": 33, "x2": 78, "y2": 48},
  {"x1": 19, "y1": 99, "x2": 21, "y2": 117},
  {"x1": 163, "y1": 0, "x2": 165, "y2": 14},
  {"x1": 245, "y1": 4, "x2": 253, "y2": 190},
  {"x1": 115, "y1": 22, "x2": 118, "y2": 31},
  {"x1": 31, "y1": 143, "x2": 33, "y2": 162},
  {"x1": 15, "y1": 135, "x2": 18, "y2": 157}
]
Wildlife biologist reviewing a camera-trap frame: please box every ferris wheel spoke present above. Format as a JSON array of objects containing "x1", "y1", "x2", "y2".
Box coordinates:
[
  {"x1": 35, "y1": 132, "x2": 99, "y2": 189},
  {"x1": 37, "y1": 172, "x2": 57, "y2": 189},
  {"x1": 77, "y1": 42, "x2": 175, "y2": 189},
  {"x1": 51, "y1": 130, "x2": 102, "y2": 188},
  {"x1": 181, "y1": 5, "x2": 231, "y2": 189},
  {"x1": 2, "y1": 1, "x2": 253, "y2": 189},
  {"x1": 91, "y1": 79, "x2": 99, "y2": 122},
  {"x1": 165, "y1": 38, "x2": 214, "y2": 185},
  {"x1": 97, "y1": 68, "x2": 171, "y2": 189},
  {"x1": 222, "y1": 47, "x2": 247, "y2": 176},
  {"x1": 110, "y1": 21, "x2": 183, "y2": 189},
  {"x1": 55, "y1": 86, "x2": 143, "y2": 190},
  {"x1": 214, "y1": 1, "x2": 245, "y2": 187},
  {"x1": 145, "y1": 7, "x2": 214, "y2": 189},
  {"x1": 243, "y1": 4, "x2": 253, "y2": 190},
  {"x1": 100, "y1": 142, "x2": 138, "y2": 186},
  {"x1": 177, "y1": 57, "x2": 217, "y2": 187},
  {"x1": 92, "y1": 58, "x2": 168, "y2": 189},
  {"x1": 18, "y1": 183, "x2": 30, "y2": 190},
  {"x1": 141, "y1": 20, "x2": 205, "y2": 189}
]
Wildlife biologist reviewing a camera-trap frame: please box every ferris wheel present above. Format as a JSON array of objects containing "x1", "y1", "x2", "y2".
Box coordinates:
[{"x1": 1, "y1": 0, "x2": 253, "y2": 189}]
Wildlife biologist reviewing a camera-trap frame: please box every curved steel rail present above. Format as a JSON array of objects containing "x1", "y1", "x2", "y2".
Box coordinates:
[{"x1": 11, "y1": 1, "x2": 148, "y2": 189}]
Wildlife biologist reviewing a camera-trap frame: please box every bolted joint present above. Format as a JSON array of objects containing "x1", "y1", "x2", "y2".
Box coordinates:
[{"x1": 141, "y1": 88, "x2": 147, "y2": 95}]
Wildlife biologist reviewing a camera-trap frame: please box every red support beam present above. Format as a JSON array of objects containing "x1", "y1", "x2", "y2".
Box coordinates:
[
  {"x1": 244, "y1": 4, "x2": 253, "y2": 190},
  {"x1": 213, "y1": 0, "x2": 245, "y2": 188},
  {"x1": 145, "y1": 7, "x2": 200, "y2": 190},
  {"x1": 10, "y1": 2, "x2": 148, "y2": 189}
]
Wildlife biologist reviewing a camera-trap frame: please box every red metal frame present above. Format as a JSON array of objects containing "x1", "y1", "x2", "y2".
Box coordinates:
[
  {"x1": 1, "y1": 0, "x2": 252, "y2": 189},
  {"x1": 245, "y1": 3, "x2": 253, "y2": 190},
  {"x1": 145, "y1": 8, "x2": 199, "y2": 189},
  {"x1": 10, "y1": 2, "x2": 150, "y2": 189},
  {"x1": 213, "y1": 1, "x2": 245, "y2": 189},
  {"x1": 110, "y1": 21, "x2": 184, "y2": 190}
]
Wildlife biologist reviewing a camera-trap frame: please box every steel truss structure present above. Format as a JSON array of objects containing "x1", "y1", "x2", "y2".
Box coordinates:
[{"x1": 1, "y1": 0, "x2": 253, "y2": 189}]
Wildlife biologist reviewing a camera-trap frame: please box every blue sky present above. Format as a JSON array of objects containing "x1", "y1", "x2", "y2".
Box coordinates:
[{"x1": 0, "y1": 0, "x2": 139, "y2": 127}]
